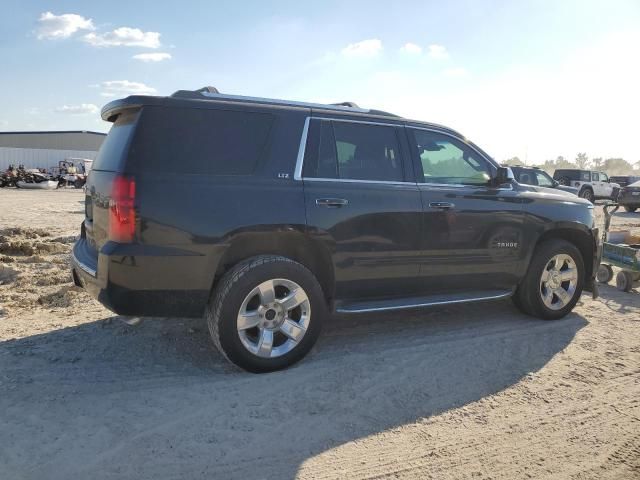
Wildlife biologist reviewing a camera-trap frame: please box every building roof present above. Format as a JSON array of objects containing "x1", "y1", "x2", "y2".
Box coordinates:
[
  {"x1": 0, "y1": 130, "x2": 106, "y2": 151},
  {"x1": 0, "y1": 130, "x2": 106, "y2": 136}
]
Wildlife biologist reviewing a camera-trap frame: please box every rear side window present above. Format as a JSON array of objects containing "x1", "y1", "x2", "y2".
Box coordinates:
[
  {"x1": 303, "y1": 119, "x2": 403, "y2": 182},
  {"x1": 131, "y1": 106, "x2": 273, "y2": 175},
  {"x1": 92, "y1": 111, "x2": 138, "y2": 172}
]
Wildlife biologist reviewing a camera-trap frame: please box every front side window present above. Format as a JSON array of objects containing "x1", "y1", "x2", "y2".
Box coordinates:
[
  {"x1": 535, "y1": 170, "x2": 554, "y2": 187},
  {"x1": 600, "y1": 172, "x2": 609, "y2": 182},
  {"x1": 592, "y1": 172, "x2": 600, "y2": 181},
  {"x1": 410, "y1": 129, "x2": 491, "y2": 185}
]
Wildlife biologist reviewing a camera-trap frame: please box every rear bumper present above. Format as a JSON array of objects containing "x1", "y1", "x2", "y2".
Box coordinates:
[{"x1": 71, "y1": 238, "x2": 211, "y2": 318}]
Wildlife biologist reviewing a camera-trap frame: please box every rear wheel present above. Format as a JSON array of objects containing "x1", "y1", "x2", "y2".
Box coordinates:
[
  {"x1": 624, "y1": 206, "x2": 637, "y2": 213},
  {"x1": 206, "y1": 255, "x2": 326, "y2": 373},
  {"x1": 579, "y1": 188, "x2": 594, "y2": 203},
  {"x1": 514, "y1": 239, "x2": 584, "y2": 320}
]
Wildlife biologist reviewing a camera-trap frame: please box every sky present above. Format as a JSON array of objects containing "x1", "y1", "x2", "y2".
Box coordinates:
[{"x1": 1, "y1": 0, "x2": 639, "y2": 164}]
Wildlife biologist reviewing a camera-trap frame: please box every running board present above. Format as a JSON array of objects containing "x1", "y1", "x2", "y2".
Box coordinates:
[{"x1": 335, "y1": 289, "x2": 513, "y2": 314}]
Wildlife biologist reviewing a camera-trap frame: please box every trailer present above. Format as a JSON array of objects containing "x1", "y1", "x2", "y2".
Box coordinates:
[{"x1": 596, "y1": 204, "x2": 640, "y2": 291}]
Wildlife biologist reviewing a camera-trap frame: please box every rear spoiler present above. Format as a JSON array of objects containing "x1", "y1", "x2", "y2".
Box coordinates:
[{"x1": 101, "y1": 95, "x2": 167, "y2": 122}]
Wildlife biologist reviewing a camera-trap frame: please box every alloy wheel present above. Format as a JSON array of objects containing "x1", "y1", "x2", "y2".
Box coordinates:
[
  {"x1": 236, "y1": 278, "x2": 311, "y2": 358},
  {"x1": 539, "y1": 254, "x2": 579, "y2": 310}
]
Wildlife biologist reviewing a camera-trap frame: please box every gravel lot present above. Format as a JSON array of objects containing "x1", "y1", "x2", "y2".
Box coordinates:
[{"x1": 0, "y1": 188, "x2": 639, "y2": 480}]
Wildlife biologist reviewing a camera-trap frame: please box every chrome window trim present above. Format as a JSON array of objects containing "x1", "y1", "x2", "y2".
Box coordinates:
[
  {"x1": 293, "y1": 117, "x2": 310, "y2": 181},
  {"x1": 293, "y1": 116, "x2": 407, "y2": 183},
  {"x1": 304, "y1": 177, "x2": 416, "y2": 186},
  {"x1": 293, "y1": 116, "x2": 509, "y2": 189}
]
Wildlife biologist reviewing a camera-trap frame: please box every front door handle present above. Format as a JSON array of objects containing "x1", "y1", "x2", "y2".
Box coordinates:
[
  {"x1": 316, "y1": 198, "x2": 348, "y2": 208},
  {"x1": 429, "y1": 201, "x2": 455, "y2": 209}
]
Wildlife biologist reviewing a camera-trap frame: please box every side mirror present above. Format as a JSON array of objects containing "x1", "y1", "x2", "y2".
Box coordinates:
[
  {"x1": 494, "y1": 167, "x2": 514, "y2": 186},
  {"x1": 552, "y1": 180, "x2": 559, "y2": 187}
]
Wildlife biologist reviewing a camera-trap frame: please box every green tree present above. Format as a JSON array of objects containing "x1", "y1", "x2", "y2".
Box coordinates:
[
  {"x1": 503, "y1": 156, "x2": 523, "y2": 166},
  {"x1": 575, "y1": 152, "x2": 589, "y2": 169},
  {"x1": 603, "y1": 158, "x2": 633, "y2": 175}
]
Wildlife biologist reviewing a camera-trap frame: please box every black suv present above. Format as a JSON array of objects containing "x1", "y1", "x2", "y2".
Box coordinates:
[
  {"x1": 509, "y1": 166, "x2": 578, "y2": 195},
  {"x1": 72, "y1": 88, "x2": 600, "y2": 372}
]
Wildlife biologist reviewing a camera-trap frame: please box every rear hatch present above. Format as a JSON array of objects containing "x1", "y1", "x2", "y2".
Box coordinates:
[{"x1": 83, "y1": 109, "x2": 139, "y2": 259}]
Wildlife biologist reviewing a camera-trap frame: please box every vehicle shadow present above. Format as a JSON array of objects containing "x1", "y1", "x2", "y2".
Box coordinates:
[{"x1": 0, "y1": 300, "x2": 587, "y2": 480}]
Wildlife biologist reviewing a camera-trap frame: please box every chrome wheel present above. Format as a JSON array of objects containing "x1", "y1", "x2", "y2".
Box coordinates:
[
  {"x1": 237, "y1": 278, "x2": 311, "y2": 358},
  {"x1": 539, "y1": 254, "x2": 579, "y2": 310}
]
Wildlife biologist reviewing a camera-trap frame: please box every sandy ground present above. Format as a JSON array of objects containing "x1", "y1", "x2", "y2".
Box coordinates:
[{"x1": 0, "y1": 188, "x2": 639, "y2": 480}]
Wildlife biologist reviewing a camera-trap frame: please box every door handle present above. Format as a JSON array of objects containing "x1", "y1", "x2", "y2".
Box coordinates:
[
  {"x1": 316, "y1": 198, "x2": 348, "y2": 208},
  {"x1": 429, "y1": 201, "x2": 455, "y2": 209}
]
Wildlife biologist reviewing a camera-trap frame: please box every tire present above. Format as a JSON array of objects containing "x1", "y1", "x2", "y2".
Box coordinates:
[
  {"x1": 596, "y1": 264, "x2": 614, "y2": 284},
  {"x1": 513, "y1": 239, "x2": 584, "y2": 320},
  {"x1": 579, "y1": 188, "x2": 594, "y2": 203},
  {"x1": 206, "y1": 255, "x2": 326, "y2": 373},
  {"x1": 624, "y1": 206, "x2": 637, "y2": 213},
  {"x1": 74, "y1": 179, "x2": 84, "y2": 189},
  {"x1": 616, "y1": 271, "x2": 634, "y2": 292}
]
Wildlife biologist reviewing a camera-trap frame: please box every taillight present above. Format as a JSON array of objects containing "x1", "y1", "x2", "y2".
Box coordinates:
[{"x1": 109, "y1": 175, "x2": 136, "y2": 243}]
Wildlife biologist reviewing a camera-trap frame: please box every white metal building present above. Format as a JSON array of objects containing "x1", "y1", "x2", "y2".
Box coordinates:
[{"x1": 0, "y1": 131, "x2": 106, "y2": 171}]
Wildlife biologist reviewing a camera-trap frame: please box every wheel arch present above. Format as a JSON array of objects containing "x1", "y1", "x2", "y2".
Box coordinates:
[
  {"x1": 532, "y1": 225, "x2": 595, "y2": 280},
  {"x1": 210, "y1": 228, "x2": 335, "y2": 304}
]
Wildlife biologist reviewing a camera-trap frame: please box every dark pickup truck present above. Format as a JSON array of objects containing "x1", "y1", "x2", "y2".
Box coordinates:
[{"x1": 72, "y1": 87, "x2": 600, "y2": 372}]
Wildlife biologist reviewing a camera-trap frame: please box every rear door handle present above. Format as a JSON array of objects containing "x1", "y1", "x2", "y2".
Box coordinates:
[
  {"x1": 429, "y1": 202, "x2": 455, "y2": 209},
  {"x1": 316, "y1": 198, "x2": 348, "y2": 208}
]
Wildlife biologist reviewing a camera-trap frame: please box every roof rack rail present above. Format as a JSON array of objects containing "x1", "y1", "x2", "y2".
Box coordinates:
[
  {"x1": 330, "y1": 101, "x2": 360, "y2": 108},
  {"x1": 168, "y1": 88, "x2": 401, "y2": 117}
]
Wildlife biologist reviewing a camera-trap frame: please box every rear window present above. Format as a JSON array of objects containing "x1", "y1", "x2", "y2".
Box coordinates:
[
  {"x1": 130, "y1": 106, "x2": 273, "y2": 175},
  {"x1": 92, "y1": 111, "x2": 138, "y2": 172}
]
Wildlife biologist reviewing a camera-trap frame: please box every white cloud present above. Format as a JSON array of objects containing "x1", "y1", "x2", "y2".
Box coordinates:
[
  {"x1": 132, "y1": 52, "x2": 172, "y2": 62},
  {"x1": 84, "y1": 27, "x2": 161, "y2": 48},
  {"x1": 400, "y1": 42, "x2": 422, "y2": 55},
  {"x1": 443, "y1": 67, "x2": 468, "y2": 77},
  {"x1": 54, "y1": 104, "x2": 99, "y2": 115},
  {"x1": 99, "y1": 80, "x2": 157, "y2": 96},
  {"x1": 428, "y1": 44, "x2": 449, "y2": 59},
  {"x1": 36, "y1": 12, "x2": 94, "y2": 40},
  {"x1": 341, "y1": 39, "x2": 382, "y2": 58}
]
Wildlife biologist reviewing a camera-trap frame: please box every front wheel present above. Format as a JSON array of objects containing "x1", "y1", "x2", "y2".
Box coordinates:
[
  {"x1": 579, "y1": 188, "x2": 594, "y2": 203},
  {"x1": 206, "y1": 255, "x2": 326, "y2": 373},
  {"x1": 513, "y1": 239, "x2": 584, "y2": 320},
  {"x1": 624, "y1": 206, "x2": 637, "y2": 213}
]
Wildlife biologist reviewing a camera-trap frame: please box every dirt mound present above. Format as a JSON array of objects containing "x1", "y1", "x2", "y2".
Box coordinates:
[
  {"x1": 0, "y1": 227, "x2": 51, "y2": 239},
  {"x1": 37, "y1": 287, "x2": 79, "y2": 308}
]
